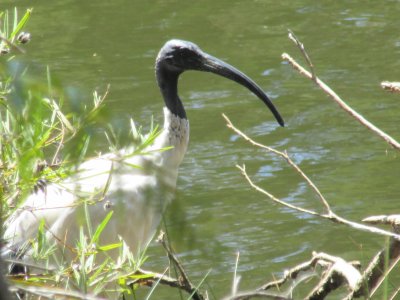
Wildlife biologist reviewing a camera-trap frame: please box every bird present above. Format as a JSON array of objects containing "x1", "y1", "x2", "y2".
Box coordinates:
[{"x1": 3, "y1": 39, "x2": 284, "y2": 266}]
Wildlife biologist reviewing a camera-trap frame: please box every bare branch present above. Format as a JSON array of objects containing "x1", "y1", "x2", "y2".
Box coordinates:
[
  {"x1": 236, "y1": 163, "x2": 320, "y2": 217},
  {"x1": 363, "y1": 214, "x2": 400, "y2": 232},
  {"x1": 311, "y1": 252, "x2": 361, "y2": 290},
  {"x1": 223, "y1": 114, "x2": 400, "y2": 241},
  {"x1": 282, "y1": 32, "x2": 400, "y2": 151},
  {"x1": 223, "y1": 114, "x2": 331, "y2": 214},
  {"x1": 236, "y1": 252, "x2": 360, "y2": 300},
  {"x1": 259, "y1": 258, "x2": 317, "y2": 291},
  {"x1": 287, "y1": 29, "x2": 316, "y2": 80},
  {"x1": 305, "y1": 253, "x2": 361, "y2": 300},
  {"x1": 157, "y1": 231, "x2": 206, "y2": 300},
  {"x1": 130, "y1": 268, "x2": 202, "y2": 296}
]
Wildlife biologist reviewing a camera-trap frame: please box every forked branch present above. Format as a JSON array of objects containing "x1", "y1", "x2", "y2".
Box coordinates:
[
  {"x1": 223, "y1": 114, "x2": 400, "y2": 241},
  {"x1": 282, "y1": 31, "x2": 400, "y2": 151}
]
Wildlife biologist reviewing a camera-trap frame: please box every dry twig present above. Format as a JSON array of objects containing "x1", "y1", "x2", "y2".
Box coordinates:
[
  {"x1": 156, "y1": 231, "x2": 206, "y2": 300},
  {"x1": 287, "y1": 30, "x2": 315, "y2": 80},
  {"x1": 282, "y1": 31, "x2": 400, "y2": 151},
  {"x1": 224, "y1": 251, "x2": 361, "y2": 300},
  {"x1": 223, "y1": 114, "x2": 400, "y2": 241},
  {"x1": 363, "y1": 214, "x2": 400, "y2": 231},
  {"x1": 305, "y1": 253, "x2": 361, "y2": 299},
  {"x1": 129, "y1": 268, "x2": 202, "y2": 295}
]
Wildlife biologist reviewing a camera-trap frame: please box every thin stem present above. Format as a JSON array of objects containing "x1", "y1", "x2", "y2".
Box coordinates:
[
  {"x1": 281, "y1": 51, "x2": 400, "y2": 151},
  {"x1": 223, "y1": 113, "x2": 331, "y2": 213}
]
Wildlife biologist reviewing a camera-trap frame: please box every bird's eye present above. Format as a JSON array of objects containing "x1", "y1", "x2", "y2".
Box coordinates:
[{"x1": 179, "y1": 48, "x2": 195, "y2": 59}]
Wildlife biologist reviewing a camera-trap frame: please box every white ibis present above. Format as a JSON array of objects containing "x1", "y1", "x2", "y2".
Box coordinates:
[{"x1": 3, "y1": 39, "x2": 284, "y2": 264}]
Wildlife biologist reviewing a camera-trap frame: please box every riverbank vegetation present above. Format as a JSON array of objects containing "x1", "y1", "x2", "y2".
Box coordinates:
[
  {"x1": 1, "y1": 8, "x2": 400, "y2": 300},
  {"x1": 1, "y1": 8, "x2": 208, "y2": 300}
]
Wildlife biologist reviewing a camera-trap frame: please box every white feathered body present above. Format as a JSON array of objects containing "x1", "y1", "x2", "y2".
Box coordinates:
[{"x1": 4, "y1": 107, "x2": 189, "y2": 260}]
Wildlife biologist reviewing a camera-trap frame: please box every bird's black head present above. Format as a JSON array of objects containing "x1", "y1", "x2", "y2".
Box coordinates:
[
  {"x1": 156, "y1": 39, "x2": 205, "y2": 74},
  {"x1": 156, "y1": 39, "x2": 284, "y2": 126}
]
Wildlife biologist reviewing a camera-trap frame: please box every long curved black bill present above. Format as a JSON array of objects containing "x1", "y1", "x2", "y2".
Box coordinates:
[{"x1": 198, "y1": 53, "x2": 284, "y2": 127}]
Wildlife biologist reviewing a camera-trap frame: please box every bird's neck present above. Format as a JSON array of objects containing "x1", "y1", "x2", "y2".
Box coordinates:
[
  {"x1": 149, "y1": 107, "x2": 189, "y2": 170},
  {"x1": 156, "y1": 64, "x2": 187, "y2": 119},
  {"x1": 154, "y1": 62, "x2": 189, "y2": 170}
]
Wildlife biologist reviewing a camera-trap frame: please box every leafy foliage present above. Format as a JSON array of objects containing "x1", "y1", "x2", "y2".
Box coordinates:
[{"x1": 0, "y1": 8, "x2": 169, "y2": 299}]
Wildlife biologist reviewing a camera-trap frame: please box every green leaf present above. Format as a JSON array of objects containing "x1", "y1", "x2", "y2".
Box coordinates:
[
  {"x1": 10, "y1": 8, "x2": 32, "y2": 40},
  {"x1": 97, "y1": 242, "x2": 122, "y2": 252},
  {"x1": 37, "y1": 219, "x2": 46, "y2": 253},
  {"x1": 91, "y1": 210, "x2": 113, "y2": 245},
  {"x1": 88, "y1": 257, "x2": 110, "y2": 285}
]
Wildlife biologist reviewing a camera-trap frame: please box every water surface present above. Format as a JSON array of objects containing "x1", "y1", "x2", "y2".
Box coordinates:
[{"x1": 3, "y1": 0, "x2": 400, "y2": 298}]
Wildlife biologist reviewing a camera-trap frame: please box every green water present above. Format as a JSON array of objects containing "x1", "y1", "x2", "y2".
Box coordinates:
[{"x1": 4, "y1": 0, "x2": 400, "y2": 298}]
